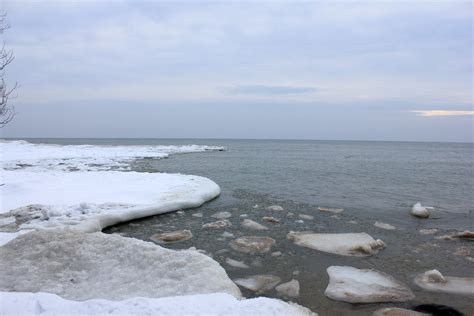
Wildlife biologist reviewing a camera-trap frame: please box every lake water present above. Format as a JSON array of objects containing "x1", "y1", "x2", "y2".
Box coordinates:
[{"x1": 29, "y1": 138, "x2": 474, "y2": 315}]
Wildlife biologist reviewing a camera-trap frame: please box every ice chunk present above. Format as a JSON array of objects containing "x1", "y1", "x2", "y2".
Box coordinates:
[
  {"x1": 0, "y1": 291, "x2": 317, "y2": 316},
  {"x1": 410, "y1": 203, "x2": 430, "y2": 218},
  {"x1": 276, "y1": 279, "x2": 300, "y2": 297},
  {"x1": 222, "y1": 231, "x2": 234, "y2": 238},
  {"x1": 374, "y1": 221, "x2": 396, "y2": 230},
  {"x1": 230, "y1": 236, "x2": 276, "y2": 253},
  {"x1": 202, "y1": 219, "x2": 232, "y2": 229},
  {"x1": 149, "y1": 230, "x2": 193, "y2": 244},
  {"x1": 211, "y1": 211, "x2": 232, "y2": 219},
  {"x1": 325, "y1": 266, "x2": 415, "y2": 303},
  {"x1": 287, "y1": 232, "x2": 385, "y2": 257},
  {"x1": 192, "y1": 212, "x2": 203, "y2": 218},
  {"x1": 419, "y1": 229, "x2": 438, "y2": 235},
  {"x1": 234, "y1": 275, "x2": 281, "y2": 293},
  {"x1": 0, "y1": 230, "x2": 241, "y2": 300},
  {"x1": 318, "y1": 207, "x2": 343, "y2": 214},
  {"x1": 414, "y1": 270, "x2": 474, "y2": 296},
  {"x1": 436, "y1": 230, "x2": 474, "y2": 240},
  {"x1": 299, "y1": 214, "x2": 314, "y2": 220},
  {"x1": 266, "y1": 205, "x2": 284, "y2": 211},
  {"x1": 225, "y1": 258, "x2": 250, "y2": 269},
  {"x1": 373, "y1": 307, "x2": 428, "y2": 316},
  {"x1": 241, "y1": 219, "x2": 268, "y2": 230},
  {"x1": 262, "y1": 216, "x2": 280, "y2": 224}
]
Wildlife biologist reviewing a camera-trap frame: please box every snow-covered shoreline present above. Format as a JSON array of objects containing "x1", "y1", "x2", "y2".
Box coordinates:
[{"x1": 0, "y1": 140, "x2": 316, "y2": 316}]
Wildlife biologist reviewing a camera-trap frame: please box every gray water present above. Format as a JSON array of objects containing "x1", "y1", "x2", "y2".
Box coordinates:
[{"x1": 27, "y1": 138, "x2": 474, "y2": 315}]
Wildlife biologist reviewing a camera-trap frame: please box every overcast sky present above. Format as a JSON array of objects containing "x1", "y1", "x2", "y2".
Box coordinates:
[{"x1": 1, "y1": 0, "x2": 472, "y2": 142}]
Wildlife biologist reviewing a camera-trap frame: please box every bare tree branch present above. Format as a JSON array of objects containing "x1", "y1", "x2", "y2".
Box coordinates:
[{"x1": 0, "y1": 11, "x2": 16, "y2": 127}]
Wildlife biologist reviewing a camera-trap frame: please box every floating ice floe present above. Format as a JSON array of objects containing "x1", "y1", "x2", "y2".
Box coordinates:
[
  {"x1": 234, "y1": 275, "x2": 281, "y2": 293},
  {"x1": 149, "y1": 230, "x2": 193, "y2": 244},
  {"x1": 230, "y1": 236, "x2": 276, "y2": 253},
  {"x1": 222, "y1": 231, "x2": 234, "y2": 238},
  {"x1": 373, "y1": 307, "x2": 428, "y2": 316},
  {"x1": 225, "y1": 258, "x2": 250, "y2": 269},
  {"x1": 262, "y1": 216, "x2": 280, "y2": 224},
  {"x1": 419, "y1": 229, "x2": 438, "y2": 235},
  {"x1": 0, "y1": 230, "x2": 242, "y2": 300},
  {"x1": 192, "y1": 212, "x2": 203, "y2": 218},
  {"x1": 202, "y1": 220, "x2": 232, "y2": 229},
  {"x1": 410, "y1": 203, "x2": 431, "y2": 219},
  {"x1": 374, "y1": 221, "x2": 396, "y2": 230},
  {"x1": 414, "y1": 269, "x2": 474, "y2": 296},
  {"x1": 271, "y1": 251, "x2": 282, "y2": 257},
  {"x1": 318, "y1": 207, "x2": 343, "y2": 214},
  {"x1": 325, "y1": 266, "x2": 415, "y2": 303},
  {"x1": 299, "y1": 214, "x2": 314, "y2": 220},
  {"x1": 0, "y1": 292, "x2": 317, "y2": 316},
  {"x1": 0, "y1": 171, "x2": 221, "y2": 233},
  {"x1": 287, "y1": 232, "x2": 385, "y2": 257},
  {"x1": 435, "y1": 230, "x2": 474, "y2": 240},
  {"x1": 211, "y1": 211, "x2": 232, "y2": 219},
  {"x1": 266, "y1": 205, "x2": 284, "y2": 211},
  {"x1": 241, "y1": 219, "x2": 268, "y2": 230},
  {"x1": 275, "y1": 279, "x2": 300, "y2": 298},
  {"x1": 295, "y1": 219, "x2": 305, "y2": 224},
  {"x1": 453, "y1": 246, "x2": 470, "y2": 256}
]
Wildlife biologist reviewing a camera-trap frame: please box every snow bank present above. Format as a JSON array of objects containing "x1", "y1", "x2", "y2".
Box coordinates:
[
  {"x1": 0, "y1": 291, "x2": 317, "y2": 316},
  {"x1": 0, "y1": 170, "x2": 220, "y2": 232},
  {"x1": 287, "y1": 232, "x2": 385, "y2": 257},
  {"x1": 325, "y1": 266, "x2": 415, "y2": 303},
  {"x1": 0, "y1": 139, "x2": 224, "y2": 172},
  {"x1": 0, "y1": 230, "x2": 241, "y2": 300}
]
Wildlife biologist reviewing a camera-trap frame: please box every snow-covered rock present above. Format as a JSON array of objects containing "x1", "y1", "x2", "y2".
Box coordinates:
[
  {"x1": 318, "y1": 207, "x2": 343, "y2": 214},
  {"x1": 410, "y1": 203, "x2": 431, "y2": 218},
  {"x1": 0, "y1": 291, "x2": 317, "y2": 316},
  {"x1": 374, "y1": 221, "x2": 396, "y2": 230},
  {"x1": 275, "y1": 279, "x2": 300, "y2": 297},
  {"x1": 211, "y1": 211, "x2": 232, "y2": 219},
  {"x1": 287, "y1": 232, "x2": 385, "y2": 257},
  {"x1": 0, "y1": 171, "x2": 221, "y2": 232},
  {"x1": 241, "y1": 219, "x2": 268, "y2": 230},
  {"x1": 325, "y1": 266, "x2": 415, "y2": 303},
  {"x1": 414, "y1": 269, "x2": 474, "y2": 296},
  {"x1": 266, "y1": 205, "x2": 284, "y2": 211},
  {"x1": 202, "y1": 219, "x2": 232, "y2": 229},
  {"x1": 234, "y1": 275, "x2": 281, "y2": 293},
  {"x1": 230, "y1": 236, "x2": 276, "y2": 253},
  {"x1": 0, "y1": 230, "x2": 242, "y2": 300},
  {"x1": 373, "y1": 307, "x2": 428, "y2": 316},
  {"x1": 149, "y1": 230, "x2": 193, "y2": 244},
  {"x1": 225, "y1": 258, "x2": 250, "y2": 269}
]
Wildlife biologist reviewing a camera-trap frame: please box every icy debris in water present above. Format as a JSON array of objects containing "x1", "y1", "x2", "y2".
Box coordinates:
[
  {"x1": 149, "y1": 230, "x2": 193, "y2": 244},
  {"x1": 0, "y1": 230, "x2": 242, "y2": 300},
  {"x1": 262, "y1": 216, "x2": 280, "y2": 224},
  {"x1": 295, "y1": 220, "x2": 305, "y2": 224},
  {"x1": 241, "y1": 219, "x2": 268, "y2": 231},
  {"x1": 299, "y1": 214, "x2": 314, "y2": 220},
  {"x1": 325, "y1": 266, "x2": 415, "y2": 303},
  {"x1": 414, "y1": 270, "x2": 474, "y2": 295},
  {"x1": 348, "y1": 220, "x2": 358, "y2": 224},
  {"x1": 318, "y1": 207, "x2": 343, "y2": 214},
  {"x1": 216, "y1": 249, "x2": 229, "y2": 254},
  {"x1": 211, "y1": 211, "x2": 232, "y2": 219},
  {"x1": 222, "y1": 231, "x2": 234, "y2": 238},
  {"x1": 287, "y1": 212, "x2": 294, "y2": 217},
  {"x1": 266, "y1": 205, "x2": 284, "y2": 211},
  {"x1": 240, "y1": 214, "x2": 248, "y2": 218},
  {"x1": 374, "y1": 221, "x2": 396, "y2": 230},
  {"x1": 275, "y1": 279, "x2": 300, "y2": 298},
  {"x1": 453, "y1": 246, "x2": 470, "y2": 257},
  {"x1": 225, "y1": 258, "x2": 249, "y2": 269},
  {"x1": 202, "y1": 220, "x2": 232, "y2": 229},
  {"x1": 293, "y1": 270, "x2": 300, "y2": 276},
  {"x1": 330, "y1": 215, "x2": 340, "y2": 219},
  {"x1": 419, "y1": 229, "x2": 438, "y2": 235},
  {"x1": 234, "y1": 275, "x2": 281, "y2": 293},
  {"x1": 176, "y1": 210, "x2": 185, "y2": 215},
  {"x1": 436, "y1": 230, "x2": 474, "y2": 240},
  {"x1": 230, "y1": 236, "x2": 276, "y2": 253},
  {"x1": 253, "y1": 204, "x2": 259, "y2": 209},
  {"x1": 271, "y1": 251, "x2": 282, "y2": 257},
  {"x1": 192, "y1": 212, "x2": 203, "y2": 218},
  {"x1": 410, "y1": 203, "x2": 431, "y2": 219},
  {"x1": 373, "y1": 307, "x2": 428, "y2": 316},
  {"x1": 287, "y1": 232, "x2": 385, "y2": 257}
]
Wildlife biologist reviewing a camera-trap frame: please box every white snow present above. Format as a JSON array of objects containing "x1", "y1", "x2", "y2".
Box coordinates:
[
  {"x1": 410, "y1": 202, "x2": 431, "y2": 218},
  {"x1": 414, "y1": 270, "x2": 474, "y2": 296},
  {"x1": 325, "y1": 266, "x2": 415, "y2": 303},
  {"x1": 241, "y1": 219, "x2": 268, "y2": 230},
  {"x1": 287, "y1": 232, "x2": 385, "y2": 257},
  {"x1": 0, "y1": 139, "x2": 224, "y2": 172},
  {"x1": 0, "y1": 291, "x2": 317, "y2": 316}
]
